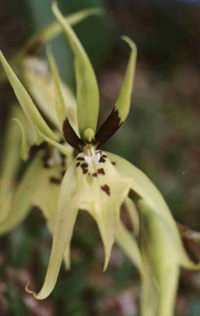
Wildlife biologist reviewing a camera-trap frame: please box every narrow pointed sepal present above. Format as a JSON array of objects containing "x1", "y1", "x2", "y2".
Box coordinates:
[
  {"x1": 107, "y1": 152, "x2": 200, "y2": 316},
  {"x1": 27, "y1": 163, "x2": 78, "y2": 299},
  {"x1": 139, "y1": 200, "x2": 180, "y2": 316},
  {"x1": 0, "y1": 51, "x2": 58, "y2": 143},
  {"x1": 52, "y1": 2, "x2": 99, "y2": 138},
  {"x1": 95, "y1": 37, "x2": 137, "y2": 148},
  {"x1": 116, "y1": 36, "x2": 137, "y2": 122}
]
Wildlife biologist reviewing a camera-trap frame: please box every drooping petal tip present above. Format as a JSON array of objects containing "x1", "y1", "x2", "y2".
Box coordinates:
[
  {"x1": 25, "y1": 282, "x2": 35, "y2": 296},
  {"x1": 121, "y1": 35, "x2": 137, "y2": 52},
  {"x1": 25, "y1": 282, "x2": 44, "y2": 300}
]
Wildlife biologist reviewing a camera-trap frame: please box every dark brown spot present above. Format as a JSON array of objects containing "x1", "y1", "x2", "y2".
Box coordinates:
[
  {"x1": 81, "y1": 163, "x2": 88, "y2": 169},
  {"x1": 95, "y1": 109, "x2": 122, "y2": 149},
  {"x1": 111, "y1": 161, "x2": 116, "y2": 166},
  {"x1": 92, "y1": 173, "x2": 97, "y2": 177},
  {"x1": 129, "y1": 190, "x2": 141, "y2": 202},
  {"x1": 42, "y1": 152, "x2": 51, "y2": 169},
  {"x1": 97, "y1": 168, "x2": 105, "y2": 175},
  {"x1": 76, "y1": 157, "x2": 84, "y2": 161},
  {"x1": 76, "y1": 162, "x2": 81, "y2": 168},
  {"x1": 79, "y1": 163, "x2": 88, "y2": 175},
  {"x1": 99, "y1": 156, "x2": 106, "y2": 163},
  {"x1": 49, "y1": 177, "x2": 61, "y2": 185},
  {"x1": 63, "y1": 118, "x2": 83, "y2": 152},
  {"x1": 101, "y1": 184, "x2": 110, "y2": 196}
]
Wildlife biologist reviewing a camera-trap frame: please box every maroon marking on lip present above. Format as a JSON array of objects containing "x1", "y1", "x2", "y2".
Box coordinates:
[
  {"x1": 101, "y1": 184, "x2": 110, "y2": 196},
  {"x1": 77, "y1": 157, "x2": 84, "y2": 161},
  {"x1": 82, "y1": 168, "x2": 88, "y2": 175},
  {"x1": 76, "y1": 162, "x2": 81, "y2": 167},
  {"x1": 92, "y1": 173, "x2": 97, "y2": 177},
  {"x1": 81, "y1": 163, "x2": 88, "y2": 168},
  {"x1": 111, "y1": 161, "x2": 116, "y2": 166},
  {"x1": 97, "y1": 168, "x2": 105, "y2": 175},
  {"x1": 99, "y1": 156, "x2": 106, "y2": 163},
  {"x1": 49, "y1": 177, "x2": 61, "y2": 184}
]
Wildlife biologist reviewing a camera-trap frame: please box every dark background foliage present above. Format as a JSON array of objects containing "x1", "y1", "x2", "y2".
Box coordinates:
[{"x1": 0, "y1": 0, "x2": 200, "y2": 315}]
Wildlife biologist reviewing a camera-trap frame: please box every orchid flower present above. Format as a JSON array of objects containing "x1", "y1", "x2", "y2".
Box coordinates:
[
  {"x1": 0, "y1": 3, "x2": 199, "y2": 316},
  {"x1": 0, "y1": 0, "x2": 141, "y2": 297}
]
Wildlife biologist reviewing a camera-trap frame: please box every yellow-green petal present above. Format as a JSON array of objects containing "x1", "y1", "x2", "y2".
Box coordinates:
[
  {"x1": 52, "y1": 2, "x2": 99, "y2": 138},
  {"x1": 107, "y1": 152, "x2": 200, "y2": 315},
  {"x1": 139, "y1": 199, "x2": 180, "y2": 316},
  {"x1": 115, "y1": 36, "x2": 137, "y2": 123},
  {"x1": 95, "y1": 38, "x2": 137, "y2": 148},
  {"x1": 0, "y1": 51, "x2": 58, "y2": 143},
  {"x1": 28, "y1": 163, "x2": 78, "y2": 299}
]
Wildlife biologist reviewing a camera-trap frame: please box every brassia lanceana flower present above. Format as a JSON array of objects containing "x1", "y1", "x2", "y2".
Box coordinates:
[
  {"x1": 0, "y1": 0, "x2": 141, "y2": 293},
  {"x1": 0, "y1": 2, "x2": 199, "y2": 315}
]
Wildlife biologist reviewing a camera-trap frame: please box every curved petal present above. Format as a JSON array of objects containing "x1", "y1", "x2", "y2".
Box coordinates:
[
  {"x1": 106, "y1": 152, "x2": 200, "y2": 270},
  {"x1": 28, "y1": 162, "x2": 78, "y2": 299},
  {"x1": 106, "y1": 152, "x2": 180, "y2": 228},
  {"x1": 115, "y1": 37, "x2": 137, "y2": 122},
  {"x1": 95, "y1": 37, "x2": 137, "y2": 148},
  {"x1": 139, "y1": 200, "x2": 180, "y2": 316},
  {"x1": 0, "y1": 51, "x2": 58, "y2": 143},
  {"x1": 52, "y1": 2, "x2": 99, "y2": 139}
]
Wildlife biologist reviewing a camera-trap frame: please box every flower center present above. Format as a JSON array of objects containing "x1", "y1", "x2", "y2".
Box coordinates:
[{"x1": 84, "y1": 144, "x2": 100, "y2": 167}]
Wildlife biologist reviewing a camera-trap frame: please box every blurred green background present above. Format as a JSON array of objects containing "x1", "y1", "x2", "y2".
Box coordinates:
[{"x1": 0, "y1": 0, "x2": 200, "y2": 315}]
